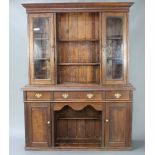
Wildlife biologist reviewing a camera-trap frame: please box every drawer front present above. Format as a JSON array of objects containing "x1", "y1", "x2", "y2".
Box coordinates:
[
  {"x1": 26, "y1": 91, "x2": 52, "y2": 100},
  {"x1": 106, "y1": 91, "x2": 130, "y2": 100},
  {"x1": 54, "y1": 91, "x2": 103, "y2": 100}
]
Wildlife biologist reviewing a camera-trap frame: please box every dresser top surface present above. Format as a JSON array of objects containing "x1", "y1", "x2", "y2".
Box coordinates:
[{"x1": 22, "y1": 84, "x2": 135, "y2": 91}]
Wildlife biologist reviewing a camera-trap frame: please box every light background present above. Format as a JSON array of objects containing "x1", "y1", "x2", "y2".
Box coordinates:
[{"x1": 9, "y1": 0, "x2": 145, "y2": 155}]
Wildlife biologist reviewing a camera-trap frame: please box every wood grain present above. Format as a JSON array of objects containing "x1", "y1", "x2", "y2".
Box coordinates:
[
  {"x1": 105, "y1": 102, "x2": 130, "y2": 147},
  {"x1": 105, "y1": 91, "x2": 130, "y2": 100},
  {"x1": 22, "y1": 2, "x2": 134, "y2": 13},
  {"x1": 23, "y1": 2, "x2": 134, "y2": 150},
  {"x1": 26, "y1": 91, "x2": 52, "y2": 100},
  {"x1": 54, "y1": 91, "x2": 103, "y2": 101},
  {"x1": 26, "y1": 102, "x2": 51, "y2": 147},
  {"x1": 54, "y1": 105, "x2": 102, "y2": 147}
]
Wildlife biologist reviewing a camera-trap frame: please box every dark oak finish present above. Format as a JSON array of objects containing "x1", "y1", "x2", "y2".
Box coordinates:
[
  {"x1": 54, "y1": 91, "x2": 103, "y2": 101},
  {"x1": 54, "y1": 102, "x2": 103, "y2": 111},
  {"x1": 105, "y1": 102, "x2": 131, "y2": 147},
  {"x1": 26, "y1": 102, "x2": 51, "y2": 147},
  {"x1": 26, "y1": 91, "x2": 52, "y2": 100},
  {"x1": 54, "y1": 105, "x2": 102, "y2": 147},
  {"x1": 22, "y1": 2, "x2": 134, "y2": 151},
  {"x1": 56, "y1": 12, "x2": 100, "y2": 84},
  {"x1": 105, "y1": 91, "x2": 130, "y2": 100},
  {"x1": 22, "y1": 2, "x2": 133, "y2": 13}
]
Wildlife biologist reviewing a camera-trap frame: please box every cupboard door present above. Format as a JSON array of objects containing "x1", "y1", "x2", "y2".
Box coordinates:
[
  {"x1": 102, "y1": 13, "x2": 128, "y2": 84},
  {"x1": 29, "y1": 14, "x2": 55, "y2": 84},
  {"x1": 105, "y1": 102, "x2": 130, "y2": 147},
  {"x1": 26, "y1": 103, "x2": 51, "y2": 147}
]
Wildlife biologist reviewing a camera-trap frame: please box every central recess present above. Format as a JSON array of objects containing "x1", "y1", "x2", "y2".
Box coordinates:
[
  {"x1": 56, "y1": 13, "x2": 100, "y2": 84},
  {"x1": 54, "y1": 105, "x2": 102, "y2": 147}
]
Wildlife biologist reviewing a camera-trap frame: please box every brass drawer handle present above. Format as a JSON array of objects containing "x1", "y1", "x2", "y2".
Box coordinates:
[
  {"x1": 62, "y1": 93, "x2": 69, "y2": 99},
  {"x1": 114, "y1": 93, "x2": 122, "y2": 99},
  {"x1": 87, "y1": 93, "x2": 94, "y2": 99},
  {"x1": 35, "y1": 93, "x2": 42, "y2": 98}
]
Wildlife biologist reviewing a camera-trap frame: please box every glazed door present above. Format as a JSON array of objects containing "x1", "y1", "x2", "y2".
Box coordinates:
[
  {"x1": 102, "y1": 13, "x2": 128, "y2": 84},
  {"x1": 29, "y1": 14, "x2": 55, "y2": 84},
  {"x1": 105, "y1": 102, "x2": 130, "y2": 147},
  {"x1": 26, "y1": 103, "x2": 51, "y2": 147}
]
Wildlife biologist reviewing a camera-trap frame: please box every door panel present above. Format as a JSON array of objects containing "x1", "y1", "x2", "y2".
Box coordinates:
[
  {"x1": 105, "y1": 102, "x2": 130, "y2": 147},
  {"x1": 26, "y1": 103, "x2": 51, "y2": 147},
  {"x1": 29, "y1": 13, "x2": 55, "y2": 84},
  {"x1": 101, "y1": 13, "x2": 128, "y2": 84}
]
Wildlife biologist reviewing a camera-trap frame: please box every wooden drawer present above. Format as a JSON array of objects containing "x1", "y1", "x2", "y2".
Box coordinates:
[
  {"x1": 54, "y1": 91, "x2": 103, "y2": 101},
  {"x1": 26, "y1": 91, "x2": 52, "y2": 100},
  {"x1": 106, "y1": 91, "x2": 130, "y2": 100}
]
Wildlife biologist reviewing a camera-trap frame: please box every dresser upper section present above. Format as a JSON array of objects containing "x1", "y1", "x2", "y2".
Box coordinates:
[{"x1": 22, "y1": 2, "x2": 133, "y2": 86}]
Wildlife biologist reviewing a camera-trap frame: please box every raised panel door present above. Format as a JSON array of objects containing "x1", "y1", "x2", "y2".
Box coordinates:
[
  {"x1": 26, "y1": 102, "x2": 51, "y2": 147},
  {"x1": 105, "y1": 102, "x2": 130, "y2": 147}
]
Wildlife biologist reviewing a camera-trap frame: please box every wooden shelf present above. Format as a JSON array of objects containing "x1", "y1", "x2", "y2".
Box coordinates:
[
  {"x1": 58, "y1": 117, "x2": 101, "y2": 120},
  {"x1": 55, "y1": 143, "x2": 101, "y2": 146},
  {"x1": 59, "y1": 82, "x2": 100, "y2": 85},
  {"x1": 58, "y1": 63, "x2": 100, "y2": 66},
  {"x1": 56, "y1": 137, "x2": 101, "y2": 140},
  {"x1": 57, "y1": 39, "x2": 99, "y2": 42}
]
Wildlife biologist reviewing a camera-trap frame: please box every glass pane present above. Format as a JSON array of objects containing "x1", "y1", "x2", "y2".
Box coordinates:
[
  {"x1": 33, "y1": 17, "x2": 51, "y2": 79},
  {"x1": 106, "y1": 39, "x2": 123, "y2": 59},
  {"x1": 34, "y1": 39, "x2": 50, "y2": 58},
  {"x1": 34, "y1": 60, "x2": 50, "y2": 79},
  {"x1": 106, "y1": 59, "x2": 123, "y2": 79},
  {"x1": 106, "y1": 17, "x2": 123, "y2": 80},
  {"x1": 33, "y1": 18, "x2": 49, "y2": 38},
  {"x1": 106, "y1": 17, "x2": 122, "y2": 38}
]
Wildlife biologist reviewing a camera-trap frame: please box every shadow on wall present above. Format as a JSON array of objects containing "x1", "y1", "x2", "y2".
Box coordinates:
[{"x1": 132, "y1": 140, "x2": 145, "y2": 150}]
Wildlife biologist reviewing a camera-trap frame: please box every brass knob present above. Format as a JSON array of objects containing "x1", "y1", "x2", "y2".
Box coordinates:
[
  {"x1": 47, "y1": 121, "x2": 50, "y2": 125},
  {"x1": 105, "y1": 119, "x2": 109, "y2": 123},
  {"x1": 114, "y1": 93, "x2": 122, "y2": 99},
  {"x1": 62, "y1": 93, "x2": 69, "y2": 99},
  {"x1": 87, "y1": 93, "x2": 94, "y2": 99},
  {"x1": 35, "y1": 93, "x2": 42, "y2": 98}
]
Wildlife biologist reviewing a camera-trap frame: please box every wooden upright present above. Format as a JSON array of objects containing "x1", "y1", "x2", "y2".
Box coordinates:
[{"x1": 22, "y1": 2, "x2": 134, "y2": 150}]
